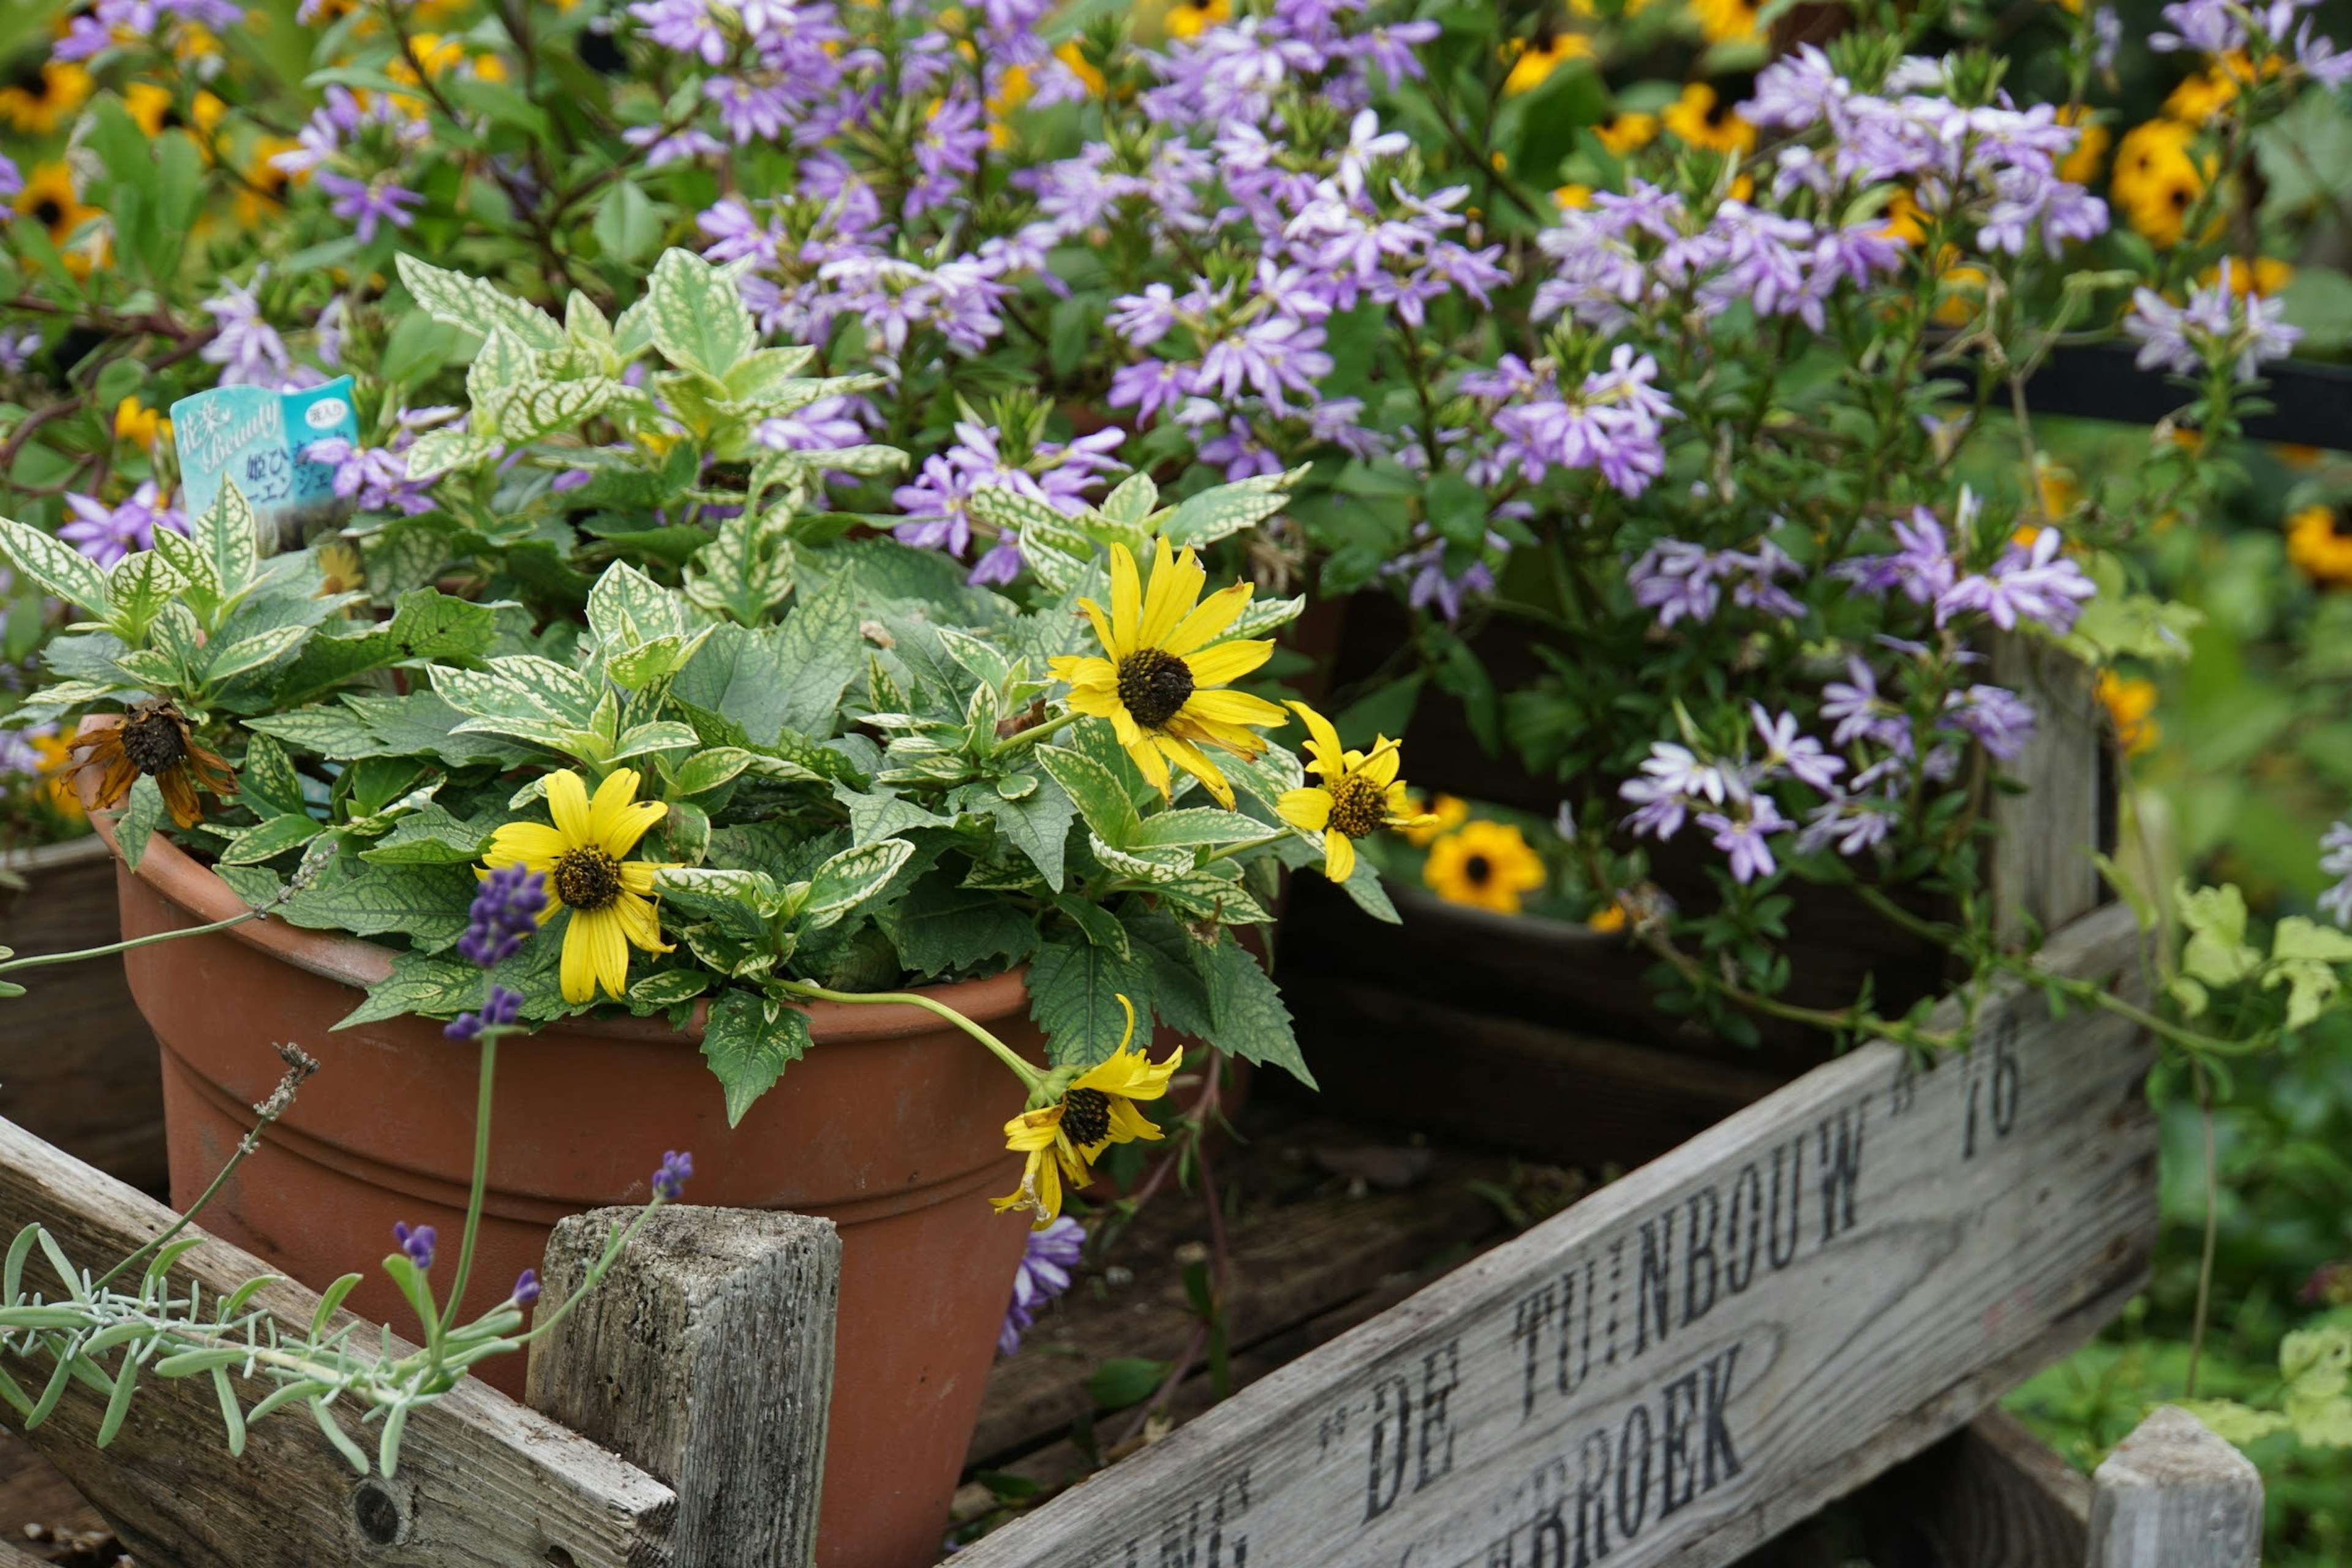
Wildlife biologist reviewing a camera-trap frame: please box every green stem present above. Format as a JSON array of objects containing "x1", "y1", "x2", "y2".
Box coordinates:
[
  {"x1": 439, "y1": 1030, "x2": 505, "y2": 1334},
  {"x1": 774, "y1": 980, "x2": 1041, "y2": 1089},
  {"x1": 1200, "y1": 831, "x2": 1291, "y2": 865},
  {"x1": 992, "y1": 710, "x2": 1079, "y2": 757},
  {"x1": 0, "y1": 906, "x2": 267, "y2": 976}
]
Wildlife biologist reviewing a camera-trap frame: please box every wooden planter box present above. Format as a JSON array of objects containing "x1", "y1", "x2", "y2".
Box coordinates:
[{"x1": 0, "y1": 836, "x2": 165, "y2": 1192}]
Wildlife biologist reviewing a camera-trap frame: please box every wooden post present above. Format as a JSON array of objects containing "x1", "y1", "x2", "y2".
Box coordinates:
[
  {"x1": 2085, "y1": 1406, "x2": 2263, "y2": 1568},
  {"x1": 0, "y1": 1117, "x2": 677, "y2": 1568},
  {"x1": 1989, "y1": 635, "x2": 2107, "y2": 943},
  {"x1": 527, "y1": 1205, "x2": 840, "y2": 1568}
]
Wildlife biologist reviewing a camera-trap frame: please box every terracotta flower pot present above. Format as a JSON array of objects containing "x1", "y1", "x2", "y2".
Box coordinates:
[{"x1": 78, "y1": 726, "x2": 1036, "y2": 1568}]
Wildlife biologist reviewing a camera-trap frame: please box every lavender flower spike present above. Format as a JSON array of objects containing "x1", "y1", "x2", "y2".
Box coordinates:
[
  {"x1": 652, "y1": 1150, "x2": 695, "y2": 1200},
  {"x1": 393, "y1": 1222, "x2": 437, "y2": 1270},
  {"x1": 459, "y1": 865, "x2": 547, "y2": 968},
  {"x1": 444, "y1": 984, "x2": 526, "y2": 1040},
  {"x1": 512, "y1": 1268, "x2": 542, "y2": 1309}
]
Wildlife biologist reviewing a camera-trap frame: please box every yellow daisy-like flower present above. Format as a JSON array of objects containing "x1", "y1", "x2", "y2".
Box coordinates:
[
  {"x1": 1423, "y1": 820, "x2": 1547, "y2": 914},
  {"x1": 1586, "y1": 900, "x2": 1628, "y2": 933},
  {"x1": 2095, "y1": 671, "x2": 2159, "y2": 758},
  {"x1": 481, "y1": 768, "x2": 676, "y2": 1003},
  {"x1": 114, "y1": 396, "x2": 167, "y2": 449},
  {"x1": 15, "y1": 162, "x2": 98, "y2": 250},
  {"x1": 1165, "y1": 0, "x2": 1231, "y2": 40},
  {"x1": 122, "y1": 80, "x2": 226, "y2": 143},
  {"x1": 2199, "y1": 255, "x2": 2293, "y2": 298},
  {"x1": 1662, "y1": 83, "x2": 1757, "y2": 157},
  {"x1": 1049, "y1": 538, "x2": 1287, "y2": 809},
  {"x1": 1503, "y1": 32, "x2": 1593, "y2": 96},
  {"x1": 2287, "y1": 504, "x2": 2352, "y2": 589},
  {"x1": 1055, "y1": 39, "x2": 1107, "y2": 97},
  {"x1": 993, "y1": 995, "x2": 1180, "y2": 1228},
  {"x1": 2057, "y1": 107, "x2": 2109, "y2": 186},
  {"x1": 2162, "y1": 70, "x2": 2236, "y2": 125},
  {"x1": 1275, "y1": 703, "x2": 1434, "y2": 884},
  {"x1": 0, "y1": 60, "x2": 92, "y2": 137},
  {"x1": 2111, "y1": 119, "x2": 2209, "y2": 249},
  {"x1": 1401, "y1": 790, "x2": 1468, "y2": 848},
  {"x1": 1595, "y1": 111, "x2": 1658, "y2": 156},
  {"x1": 1688, "y1": 0, "x2": 1762, "y2": 44}
]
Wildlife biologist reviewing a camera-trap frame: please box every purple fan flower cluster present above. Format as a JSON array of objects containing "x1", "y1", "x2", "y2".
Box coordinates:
[
  {"x1": 301, "y1": 407, "x2": 460, "y2": 517},
  {"x1": 891, "y1": 418, "x2": 1126, "y2": 584},
  {"x1": 59, "y1": 481, "x2": 187, "y2": 567},
  {"x1": 1836, "y1": 499, "x2": 2095, "y2": 636},
  {"x1": 54, "y1": 0, "x2": 239, "y2": 59},
  {"x1": 2125, "y1": 260, "x2": 2303, "y2": 384},
  {"x1": 2321, "y1": 821, "x2": 2352, "y2": 927},
  {"x1": 2150, "y1": 0, "x2": 2352, "y2": 86},
  {"x1": 1626, "y1": 536, "x2": 1804, "y2": 628},
  {"x1": 999, "y1": 1215, "x2": 1084, "y2": 1355}
]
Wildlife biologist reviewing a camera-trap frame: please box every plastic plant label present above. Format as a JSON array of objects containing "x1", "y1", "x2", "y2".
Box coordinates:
[{"x1": 172, "y1": 376, "x2": 360, "y2": 554}]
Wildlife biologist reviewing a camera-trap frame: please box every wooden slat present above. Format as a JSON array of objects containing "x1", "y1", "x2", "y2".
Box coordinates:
[
  {"x1": 1855, "y1": 1406, "x2": 2090, "y2": 1568},
  {"x1": 947, "y1": 904, "x2": 2158, "y2": 1568},
  {"x1": 0, "y1": 1117, "x2": 679, "y2": 1568},
  {"x1": 1988, "y1": 636, "x2": 2108, "y2": 943},
  {"x1": 2087, "y1": 1407, "x2": 2261, "y2": 1568}
]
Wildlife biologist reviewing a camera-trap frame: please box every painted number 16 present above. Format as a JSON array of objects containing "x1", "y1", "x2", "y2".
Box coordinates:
[{"x1": 1961, "y1": 1013, "x2": 2021, "y2": 1159}]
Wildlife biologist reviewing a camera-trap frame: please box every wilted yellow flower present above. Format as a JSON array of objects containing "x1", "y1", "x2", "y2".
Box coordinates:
[{"x1": 993, "y1": 996, "x2": 1180, "y2": 1227}]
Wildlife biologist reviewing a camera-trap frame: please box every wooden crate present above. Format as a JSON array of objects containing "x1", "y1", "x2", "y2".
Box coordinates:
[{"x1": 0, "y1": 837, "x2": 165, "y2": 1191}]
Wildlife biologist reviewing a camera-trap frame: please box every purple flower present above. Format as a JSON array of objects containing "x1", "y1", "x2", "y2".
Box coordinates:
[
  {"x1": 444, "y1": 985, "x2": 526, "y2": 1041},
  {"x1": 315, "y1": 172, "x2": 423, "y2": 244},
  {"x1": 2126, "y1": 262, "x2": 2302, "y2": 383},
  {"x1": 1620, "y1": 742, "x2": 1749, "y2": 841},
  {"x1": 1820, "y1": 657, "x2": 1905, "y2": 749},
  {"x1": 0, "y1": 724, "x2": 48, "y2": 777},
  {"x1": 1698, "y1": 797, "x2": 1791, "y2": 884},
  {"x1": 1751, "y1": 705, "x2": 1844, "y2": 794},
  {"x1": 59, "y1": 482, "x2": 186, "y2": 567},
  {"x1": 459, "y1": 864, "x2": 548, "y2": 968},
  {"x1": 0, "y1": 330, "x2": 39, "y2": 374},
  {"x1": 513, "y1": 1268, "x2": 542, "y2": 1308},
  {"x1": 631, "y1": 0, "x2": 729, "y2": 64},
  {"x1": 201, "y1": 277, "x2": 295, "y2": 388},
  {"x1": 1796, "y1": 797, "x2": 1895, "y2": 858},
  {"x1": 1836, "y1": 508, "x2": 1955, "y2": 605},
  {"x1": 1936, "y1": 529, "x2": 2096, "y2": 635},
  {"x1": 1939, "y1": 684, "x2": 2038, "y2": 761},
  {"x1": 999, "y1": 1215, "x2": 1084, "y2": 1355},
  {"x1": 394, "y1": 1222, "x2": 437, "y2": 1270},
  {"x1": 0, "y1": 157, "x2": 19, "y2": 203},
  {"x1": 2321, "y1": 821, "x2": 2352, "y2": 927},
  {"x1": 652, "y1": 1149, "x2": 695, "y2": 1200}
]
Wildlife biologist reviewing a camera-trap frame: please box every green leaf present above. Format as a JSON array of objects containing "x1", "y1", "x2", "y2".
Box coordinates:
[
  {"x1": 1189, "y1": 933, "x2": 1311, "y2": 1086},
  {"x1": 217, "y1": 813, "x2": 325, "y2": 866},
  {"x1": 2262, "y1": 916, "x2": 2352, "y2": 1030},
  {"x1": 282, "y1": 863, "x2": 478, "y2": 951},
  {"x1": 1098, "y1": 472, "x2": 1159, "y2": 527},
  {"x1": 1160, "y1": 467, "x2": 1303, "y2": 548},
  {"x1": 0, "y1": 516, "x2": 110, "y2": 614},
  {"x1": 592, "y1": 177, "x2": 665, "y2": 266},
  {"x1": 1130, "y1": 807, "x2": 1265, "y2": 850},
  {"x1": 835, "y1": 785, "x2": 953, "y2": 843},
  {"x1": 334, "y1": 950, "x2": 486, "y2": 1029},
  {"x1": 627, "y1": 970, "x2": 710, "y2": 1010},
  {"x1": 105, "y1": 549, "x2": 183, "y2": 638},
  {"x1": 982, "y1": 785, "x2": 1073, "y2": 892},
  {"x1": 802, "y1": 839, "x2": 916, "y2": 928},
  {"x1": 203, "y1": 624, "x2": 309, "y2": 686},
  {"x1": 396, "y1": 252, "x2": 565, "y2": 352},
  {"x1": 117, "y1": 775, "x2": 167, "y2": 873},
  {"x1": 189, "y1": 480, "x2": 262, "y2": 606},
  {"x1": 1027, "y1": 932, "x2": 1155, "y2": 1068},
  {"x1": 686, "y1": 505, "x2": 798, "y2": 625},
  {"x1": 587, "y1": 561, "x2": 688, "y2": 651},
  {"x1": 647, "y1": 248, "x2": 757, "y2": 382},
  {"x1": 274, "y1": 590, "x2": 499, "y2": 707},
  {"x1": 1036, "y1": 745, "x2": 1144, "y2": 851},
  {"x1": 1087, "y1": 1357, "x2": 1172, "y2": 1411},
  {"x1": 885, "y1": 869, "x2": 1040, "y2": 977},
  {"x1": 701, "y1": 989, "x2": 813, "y2": 1126},
  {"x1": 238, "y1": 733, "x2": 308, "y2": 818},
  {"x1": 2177, "y1": 881, "x2": 2261, "y2": 989},
  {"x1": 357, "y1": 806, "x2": 492, "y2": 865}
]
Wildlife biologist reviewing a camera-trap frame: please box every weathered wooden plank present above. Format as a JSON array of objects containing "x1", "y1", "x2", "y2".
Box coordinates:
[
  {"x1": 1857, "y1": 1406, "x2": 2090, "y2": 1568},
  {"x1": 2086, "y1": 1407, "x2": 2261, "y2": 1568},
  {"x1": 0, "y1": 1116, "x2": 679, "y2": 1568},
  {"x1": 1989, "y1": 636, "x2": 2107, "y2": 942},
  {"x1": 0, "y1": 1540, "x2": 53, "y2": 1568},
  {"x1": 529, "y1": 1205, "x2": 840, "y2": 1568},
  {"x1": 949, "y1": 904, "x2": 2157, "y2": 1568}
]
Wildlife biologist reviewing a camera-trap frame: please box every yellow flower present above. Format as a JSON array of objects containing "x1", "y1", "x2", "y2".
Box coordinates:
[
  {"x1": 2111, "y1": 119, "x2": 2209, "y2": 248},
  {"x1": 2162, "y1": 70, "x2": 2236, "y2": 126},
  {"x1": 1166, "y1": 0, "x2": 1231, "y2": 40},
  {"x1": 2199, "y1": 255, "x2": 2293, "y2": 297},
  {"x1": 1662, "y1": 83, "x2": 1756, "y2": 157},
  {"x1": 1689, "y1": 0, "x2": 1762, "y2": 43},
  {"x1": 2034, "y1": 457, "x2": 2079, "y2": 524},
  {"x1": 2057, "y1": 107, "x2": 2109, "y2": 186},
  {"x1": 123, "y1": 81, "x2": 226, "y2": 143},
  {"x1": 15, "y1": 162, "x2": 98, "y2": 251},
  {"x1": 1586, "y1": 900, "x2": 1627, "y2": 933},
  {"x1": 1049, "y1": 538, "x2": 1287, "y2": 809},
  {"x1": 114, "y1": 397, "x2": 167, "y2": 448},
  {"x1": 1055, "y1": 40, "x2": 1106, "y2": 97},
  {"x1": 0, "y1": 60, "x2": 92, "y2": 137},
  {"x1": 2277, "y1": 443, "x2": 2324, "y2": 470},
  {"x1": 1931, "y1": 247, "x2": 1989, "y2": 326},
  {"x1": 993, "y1": 996, "x2": 1180, "y2": 1227},
  {"x1": 1402, "y1": 791, "x2": 1468, "y2": 848},
  {"x1": 237, "y1": 137, "x2": 303, "y2": 225},
  {"x1": 1503, "y1": 32, "x2": 1593, "y2": 96},
  {"x1": 30, "y1": 732, "x2": 84, "y2": 821},
  {"x1": 988, "y1": 62, "x2": 1032, "y2": 145},
  {"x1": 1275, "y1": 703, "x2": 1434, "y2": 884},
  {"x1": 2095, "y1": 671, "x2": 2158, "y2": 758},
  {"x1": 1424, "y1": 820, "x2": 1546, "y2": 914},
  {"x1": 315, "y1": 539, "x2": 366, "y2": 597},
  {"x1": 482, "y1": 768, "x2": 675, "y2": 1003},
  {"x1": 1595, "y1": 111, "x2": 1657, "y2": 156},
  {"x1": 2287, "y1": 504, "x2": 2352, "y2": 589},
  {"x1": 1553, "y1": 184, "x2": 1594, "y2": 210}
]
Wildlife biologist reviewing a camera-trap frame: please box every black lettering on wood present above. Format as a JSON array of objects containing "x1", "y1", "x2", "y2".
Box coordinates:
[
  {"x1": 1365, "y1": 1373, "x2": 1410, "y2": 1521},
  {"x1": 1817, "y1": 1103, "x2": 1863, "y2": 1244},
  {"x1": 1725, "y1": 1163, "x2": 1762, "y2": 1294},
  {"x1": 1572, "y1": 1430, "x2": 1612, "y2": 1567},
  {"x1": 1766, "y1": 1140, "x2": 1802, "y2": 1270},
  {"x1": 1635, "y1": 1210, "x2": 1673, "y2": 1355},
  {"x1": 1605, "y1": 1237, "x2": 1624, "y2": 1366},
  {"x1": 1890, "y1": 1050, "x2": 1917, "y2": 1116},
  {"x1": 1559, "y1": 1260, "x2": 1593, "y2": 1397},
  {"x1": 1683, "y1": 1188, "x2": 1719, "y2": 1327},
  {"x1": 1615, "y1": 1404, "x2": 1653, "y2": 1541},
  {"x1": 1532, "y1": 1505, "x2": 1569, "y2": 1568},
  {"x1": 1991, "y1": 1012, "x2": 2021, "y2": 1136},
  {"x1": 1701, "y1": 1346, "x2": 1743, "y2": 1490},
  {"x1": 1417, "y1": 1341, "x2": 1460, "y2": 1491},
  {"x1": 1659, "y1": 1369, "x2": 1699, "y2": 1517},
  {"x1": 1515, "y1": 1285, "x2": 1554, "y2": 1421}
]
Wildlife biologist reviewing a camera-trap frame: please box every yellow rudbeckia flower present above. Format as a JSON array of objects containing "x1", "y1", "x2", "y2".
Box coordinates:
[
  {"x1": 1662, "y1": 82, "x2": 1756, "y2": 157},
  {"x1": 1276, "y1": 703, "x2": 1435, "y2": 884},
  {"x1": 1049, "y1": 538, "x2": 1288, "y2": 809},
  {"x1": 1424, "y1": 820, "x2": 1547, "y2": 914},
  {"x1": 482, "y1": 768, "x2": 676, "y2": 1003},
  {"x1": 993, "y1": 996, "x2": 1180, "y2": 1227}
]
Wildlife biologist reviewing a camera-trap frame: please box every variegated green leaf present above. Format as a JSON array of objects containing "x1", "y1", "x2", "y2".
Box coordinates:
[
  {"x1": 1226, "y1": 592, "x2": 1306, "y2": 639},
  {"x1": 0, "y1": 516, "x2": 109, "y2": 614},
  {"x1": 104, "y1": 550, "x2": 183, "y2": 638},
  {"x1": 396, "y1": 253, "x2": 565, "y2": 352},
  {"x1": 587, "y1": 560, "x2": 688, "y2": 650},
  {"x1": 647, "y1": 248, "x2": 756, "y2": 381},
  {"x1": 403, "y1": 429, "x2": 501, "y2": 481},
  {"x1": 801, "y1": 839, "x2": 915, "y2": 928},
  {"x1": 203, "y1": 623, "x2": 308, "y2": 685},
  {"x1": 501, "y1": 376, "x2": 622, "y2": 443},
  {"x1": 1159, "y1": 465, "x2": 1306, "y2": 547}
]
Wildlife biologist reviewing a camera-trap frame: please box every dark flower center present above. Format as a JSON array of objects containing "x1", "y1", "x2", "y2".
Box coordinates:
[
  {"x1": 5, "y1": 64, "x2": 43, "y2": 96},
  {"x1": 1060, "y1": 1086, "x2": 1112, "y2": 1147},
  {"x1": 1116, "y1": 649, "x2": 1194, "y2": 731},
  {"x1": 2331, "y1": 510, "x2": 2352, "y2": 540},
  {"x1": 120, "y1": 709, "x2": 187, "y2": 775},
  {"x1": 32, "y1": 198, "x2": 62, "y2": 229},
  {"x1": 1327, "y1": 774, "x2": 1388, "y2": 841},
  {"x1": 2168, "y1": 184, "x2": 2192, "y2": 211},
  {"x1": 1464, "y1": 853, "x2": 1494, "y2": 886},
  {"x1": 553, "y1": 847, "x2": 624, "y2": 911}
]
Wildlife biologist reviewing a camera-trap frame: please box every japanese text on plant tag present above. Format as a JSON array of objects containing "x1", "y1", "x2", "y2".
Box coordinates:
[{"x1": 172, "y1": 377, "x2": 360, "y2": 553}]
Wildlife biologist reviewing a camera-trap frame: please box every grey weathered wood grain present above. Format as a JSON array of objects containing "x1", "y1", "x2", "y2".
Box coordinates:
[
  {"x1": 0, "y1": 1115, "x2": 679, "y2": 1568},
  {"x1": 2086, "y1": 1406, "x2": 2262, "y2": 1568},
  {"x1": 1863, "y1": 1406, "x2": 2090, "y2": 1568},
  {"x1": 949, "y1": 903, "x2": 2158, "y2": 1568},
  {"x1": 529, "y1": 1207, "x2": 839, "y2": 1568},
  {"x1": 0, "y1": 1541, "x2": 53, "y2": 1568},
  {"x1": 1989, "y1": 636, "x2": 2107, "y2": 941}
]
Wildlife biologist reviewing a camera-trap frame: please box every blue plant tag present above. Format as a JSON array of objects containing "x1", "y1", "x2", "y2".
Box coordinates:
[{"x1": 172, "y1": 377, "x2": 360, "y2": 553}]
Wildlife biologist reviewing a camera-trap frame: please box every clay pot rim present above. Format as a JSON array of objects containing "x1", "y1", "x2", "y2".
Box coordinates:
[{"x1": 74, "y1": 716, "x2": 1030, "y2": 1044}]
